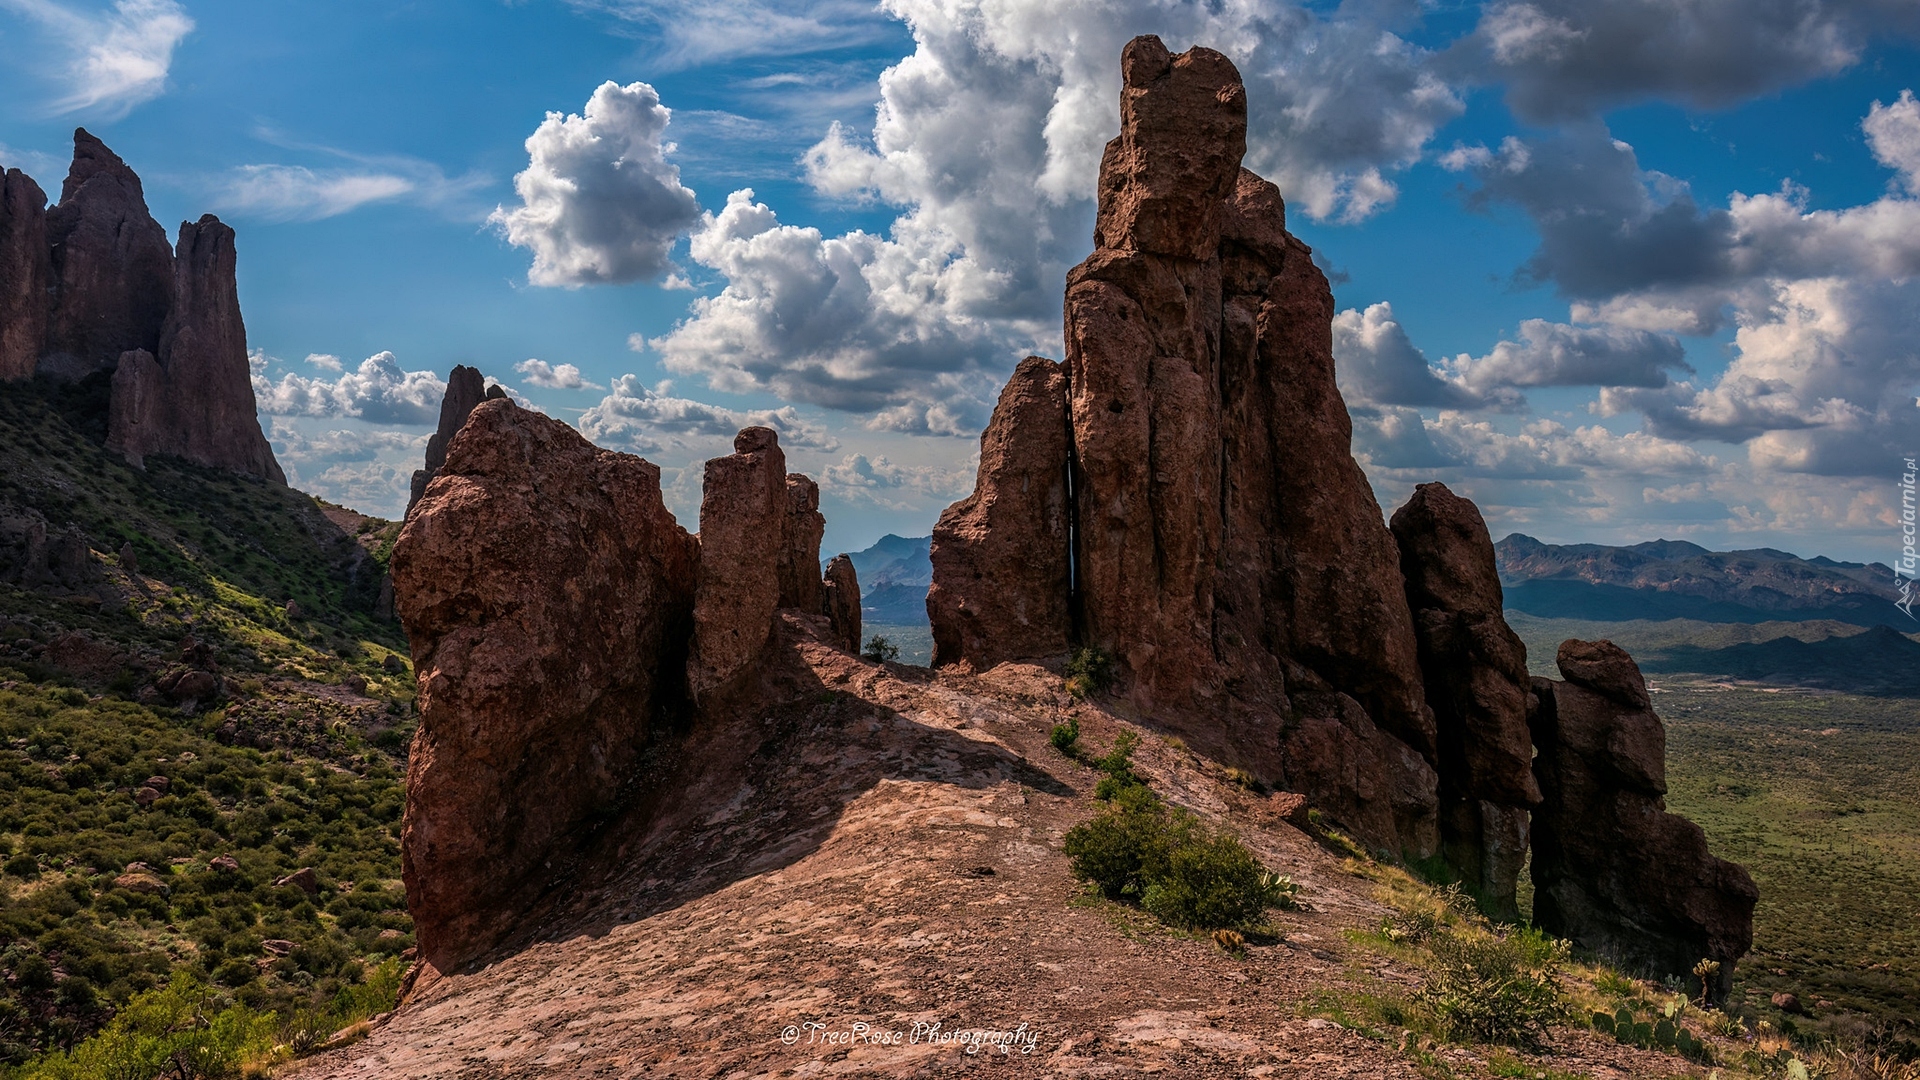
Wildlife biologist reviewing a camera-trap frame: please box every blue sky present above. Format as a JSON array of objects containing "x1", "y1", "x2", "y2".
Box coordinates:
[{"x1": 3, "y1": 0, "x2": 1917, "y2": 565}]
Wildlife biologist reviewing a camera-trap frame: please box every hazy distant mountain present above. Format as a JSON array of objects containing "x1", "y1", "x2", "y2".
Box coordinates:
[
  {"x1": 1495, "y1": 534, "x2": 1910, "y2": 628},
  {"x1": 1636, "y1": 625, "x2": 1920, "y2": 696},
  {"x1": 833, "y1": 534, "x2": 932, "y2": 624}
]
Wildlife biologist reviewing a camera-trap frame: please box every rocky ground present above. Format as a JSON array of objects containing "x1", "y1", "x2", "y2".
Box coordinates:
[{"x1": 291, "y1": 617, "x2": 1704, "y2": 1080}]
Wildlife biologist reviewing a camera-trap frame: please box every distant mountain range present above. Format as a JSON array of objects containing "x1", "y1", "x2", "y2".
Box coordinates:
[
  {"x1": 1495, "y1": 534, "x2": 1911, "y2": 628},
  {"x1": 835, "y1": 534, "x2": 932, "y2": 625},
  {"x1": 1635, "y1": 625, "x2": 1920, "y2": 697}
]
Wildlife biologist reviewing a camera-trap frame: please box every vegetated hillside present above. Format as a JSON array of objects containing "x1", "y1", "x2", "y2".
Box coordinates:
[
  {"x1": 0, "y1": 378, "x2": 416, "y2": 1065},
  {"x1": 1660, "y1": 686, "x2": 1920, "y2": 1028},
  {"x1": 842, "y1": 534, "x2": 932, "y2": 626},
  {"x1": 1496, "y1": 534, "x2": 1902, "y2": 627}
]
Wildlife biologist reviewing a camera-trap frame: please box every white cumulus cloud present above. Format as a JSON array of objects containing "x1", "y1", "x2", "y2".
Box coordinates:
[
  {"x1": 490, "y1": 80, "x2": 702, "y2": 286},
  {"x1": 514, "y1": 358, "x2": 603, "y2": 390},
  {"x1": 252, "y1": 351, "x2": 447, "y2": 425},
  {"x1": 577, "y1": 374, "x2": 839, "y2": 456}
]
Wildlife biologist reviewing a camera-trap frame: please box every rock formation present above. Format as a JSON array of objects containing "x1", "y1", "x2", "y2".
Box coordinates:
[
  {"x1": 927, "y1": 356, "x2": 1072, "y2": 669},
  {"x1": 1391, "y1": 482, "x2": 1540, "y2": 921},
  {"x1": 391, "y1": 398, "x2": 698, "y2": 974},
  {"x1": 106, "y1": 216, "x2": 285, "y2": 482},
  {"x1": 41, "y1": 130, "x2": 175, "y2": 379},
  {"x1": 823, "y1": 553, "x2": 861, "y2": 654},
  {"x1": 687, "y1": 427, "x2": 788, "y2": 709},
  {"x1": 1, "y1": 132, "x2": 283, "y2": 483},
  {"x1": 778, "y1": 475, "x2": 825, "y2": 611},
  {"x1": 0, "y1": 167, "x2": 50, "y2": 382},
  {"x1": 928, "y1": 36, "x2": 1438, "y2": 859},
  {"x1": 408, "y1": 366, "x2": 488, "y2": 516},
  {"x1": 1529, "y1": 640, "x2": 1757, "y2": 997}
]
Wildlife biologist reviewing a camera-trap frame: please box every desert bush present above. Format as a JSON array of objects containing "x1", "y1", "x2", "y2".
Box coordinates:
[
  {"x1": 1419, "y1": 926, "x2": 1570, "y2": 1050},
  {"x1": 1049, "y1": 718, "x2": 1079, "y2": 753},
  {"x1": 1063, "y1": 784, "x2": 1280, "y2": 932},
  {"x1": 1064, "y1": 646, "x2": 1114, "y2": 699},
  {"x1": 861, "y1": 636, "x2": 899, "y2": 663}
]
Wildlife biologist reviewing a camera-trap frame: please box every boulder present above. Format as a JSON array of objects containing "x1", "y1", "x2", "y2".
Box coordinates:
[
  {"x1": 0, "y1": 167, "x2": 50, "y2": 381},
  {"x1": 408, "y1": 365, "x2": 488, "y2": 517},
  {"x1": 777, "y1": 474, "x2": 825, "y2": 611},
  {"x1": 41, "y1": 130, "x2": 174, "y2": 378},
  {"x1": 275, "y1": 867, "x2": 321, "y2": 895},
  {"x1": 118, "y1": 541, "x2": 139, "y2": 577},
  {"x1": 114, "y1": 872, "x2": 167, "y2": 895},
  {"x1": 1529, "y1": 641, "x2": 1757, "y2": 999},
  {"x1": 687, "y1": 427, "x2": 787, "y2": 708},
  {"x1": 823, "y1": 554, "x2": 861, "y2": 654},
  {"x1": 391, "y1": 398, "x2": 697, "y2": 975},
  {"x1": 1391, "y1": 481, "x2": 1539, "y2": 919},
  {"x1": 209, "y1": 854, "x2": 240, "y2": 873},
  {"x1": 928, "y1": 356, "x2": 1073, "y2": 669}
]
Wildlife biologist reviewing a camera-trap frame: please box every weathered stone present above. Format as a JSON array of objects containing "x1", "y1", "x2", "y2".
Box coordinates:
[
  {"x1": 1278, "y1": 690, "x2": 1438, "y2": 859},
  {"x1": 928, "y1": 356, "x2": 1072, "y2": 669},
  {"x1": 408, "y1": 365, "x2": 487, "y2": 517},
  {"x1": 209, "y1": 854, "x2": 240, "y2": 873},
  {"x1": 392, "y1": 398, "x2": 697, "y2": 975},
  {"x1": 1529, "y1": 642, "x2": 1757, "y2": 998},
  {"x1": 276, "y1": 867, "x2": 321, "y2": 895},
  {"x1": 777, "y1": 474, "x2": 825, "y2": 611},
  {"x1": 0, "y1": 167, "x2": 50, "y2": 381},
  {"x1": 118, "y1": 541, "x2": 139, "y2": 577},
  {"x1": 823, "y1": 554, "x2": 861, "y2": 654},
  {"x1": 115, "y1": 871, "x2": 167, "y2": 894},
  {"x1": 104, "y1": 216, "x2": 286, "y2": 482},
  {"x1": 42, "y1": 130, "x2": 174, "y2": 378},
  {"x1": 687, "y1": 427, "x2": 787, "y2": 708},
  {"x1": 1391, "y1": 481, "x2": 1539, "y2": 919}
]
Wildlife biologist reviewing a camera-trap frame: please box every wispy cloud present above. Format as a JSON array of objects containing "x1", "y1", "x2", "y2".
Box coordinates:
[
  {"x1": 564, "y1": 0, "x2": 895, "y2": 67},
  {"x1": 1, "y1": 0, "x2": 193, "y2": 118},
  {"x1": 211, "y1": 151, "x2": 490, "y2": 223}
]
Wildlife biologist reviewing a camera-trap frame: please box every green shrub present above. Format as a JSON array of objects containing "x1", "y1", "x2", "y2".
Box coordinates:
[
  {"x1": 1049, "y1": 718, "x2": 1080, "y2": 753},
  {"x1": 1064, "y1": 646, "x2": 1114, "y2": 699},
  {"x1": 1418, "y1": 926, "x2": 1570, "y2": 1050},
  {"x1": 9, "y1": 973, "x2": 277, "y2": 1080},
  {"x1": 861, "y1": 636, "x2": 899, "y2": 663},
  {"x1": 1063, "y1": 784, "x2": 1279, "y2": 931}
]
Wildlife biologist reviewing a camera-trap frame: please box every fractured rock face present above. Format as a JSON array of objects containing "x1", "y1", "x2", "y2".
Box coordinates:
[
  {"x1": 0, "y1": 167, "x2": 50, "y2": 381},
  {"x1": 391, "y1": 399, "x2": 697, "y2": 973},
  {"x1": 1529, "y1": 640, "x2": 1756, "y2": 996},
  {"x1": 42, "y1": 130, "x2": 175, "y2": 378},
  {"x1": 408, "y1": 365, "x2": 488, "y2": 517},
  {"x1": 106, "y1": 217, "x2": 285, "y2": 482},
  {"x1": 778, "y1": 474, "x2": 825, "y2": 611},
  {"x1": 1391, "y1": 481, "x2": 1539, "y2": 919},
  {"x1": 927, "y1": 356, "x2": 1072, "y2": 669},
  {"x1": 823, "y1": 554, "x2": 861, "y2": 654},
  {"x1": 687, "y1": 427, "x2": 788, "y2": 709}
]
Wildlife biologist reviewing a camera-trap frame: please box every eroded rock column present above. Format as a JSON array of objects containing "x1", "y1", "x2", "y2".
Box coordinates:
[{"x1": 687, "y1": 427, "x2": 788, "y2": 707}]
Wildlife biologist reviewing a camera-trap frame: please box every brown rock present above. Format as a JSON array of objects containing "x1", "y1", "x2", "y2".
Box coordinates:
[
  {"x1": 1391, "y1": 481, "x2": 1539, "y2": 919},
  {"x1": 117, "y1": 541, "x2": 139, "y2": 577},
  {"x1": 144, "y1": 775, "x2": 170, "y2": 793},
  {"x1": 687, "y1": 427, "x2": 787, "y2": 708},
  {"x1": 928, "y1": 356, "x2": 1072, "y2": 670},
  {"x1": 1278, "y1": 690, "x2": 1438, "y2": 858},
  {"x1": 0, "y1": 166, "x2": 50, "y2": 381},
  {"x1": 41, "y1": 130, "x2": 174, "y2": 378},
  {"x1": 392, "y1": 398, "x2": 697, "y2": 974},
  {"x1": 284, "y1": 599, "x2": 301, "y2": 619},
  {"x1": 1529, "y1": 646, "x2": 1757, "y2": 999},
  {"x1": 381, "y1": 653, "x2": 406, "y2": 675},
  {"x1": 209, "y1": 854, "x2": 240, "y2": 873},
  {"x1": 408, "y1": 365, "x2": 487, "y2": 517},
  {"x1": 1266, "y1": 791, "x2": 1311, "y2": 830},
  {"x1": 374, "y1": 573, "x2": 395, "y2": 620},
  {"x1": 134, "y1": 787, "x2": 162, "y2": 807},
  {"x1": 114, "y1": 871, "x2": 167, "y2": 895},
  {"x1": 105, "y1": 216, "x2": 286, "y2": 482},
  {"x1": 261, "y1": 939, "x2": 295, "y2": 957},
  {"x1": 1771, "y1": 992, "x2": 1804, "y2": 1015},
  {"x1": 276, "y1": 867, "x2": 321, "y2": 895},
  {"x1": 777, "y1": 474, "x2": 824, "y2": 611},
  {"x1": 823, "y1": 554, "x2": 861, "y2": 654}
]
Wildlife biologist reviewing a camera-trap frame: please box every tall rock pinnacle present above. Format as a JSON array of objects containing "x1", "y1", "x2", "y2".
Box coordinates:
[
  {"x1": 42, "y1": 130, "x2": 175, "y2": 378},
  {"x1": 0, "y1": 167, "x2": 51, "y2": 381}
]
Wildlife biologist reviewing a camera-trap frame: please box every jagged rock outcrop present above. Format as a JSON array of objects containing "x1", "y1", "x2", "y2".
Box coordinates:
[
  {"x1": 1529, "y1": 640, "x2": 1757, "y2": 996},
  {"x1": 391, "y1": 398, "x2": 698, "y2": 974},
  {"x1": 687, "y1": 427, "x2": 788, "y2": 709},
  {"x1": 927, "y1": 356, "x2": 1072, "y2": 669},
  {"x1": 1391, "y1": 482, "x2": 1539, "y2": 921},
  {"x1": 408, "y1": 365, "x2": 488, "y2": 516},
  {"x1": 823, "y1": 554, "x2": 861, "y2": 654},
  {"x1": 0, "y1": 167, "x2": 50, "y2": 381},
  {"x1": 778, "y1": 475, "x2": 825, "y2": 611},
  {"x1": 106, "y1": 216, "x2": 285, "y2": 481},
  {"x1": 3, "y1": 133, "x2": 284, "y2": 482},
  {"x1": 0, "y1": 506, "x2": 97, "y2": 590},
  {"x1": 41, "y1": 130, "x2": 175, "y2": 379},
  {"x1": 927, "y1": 36, "x2": 1437, "y2": 858}
]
